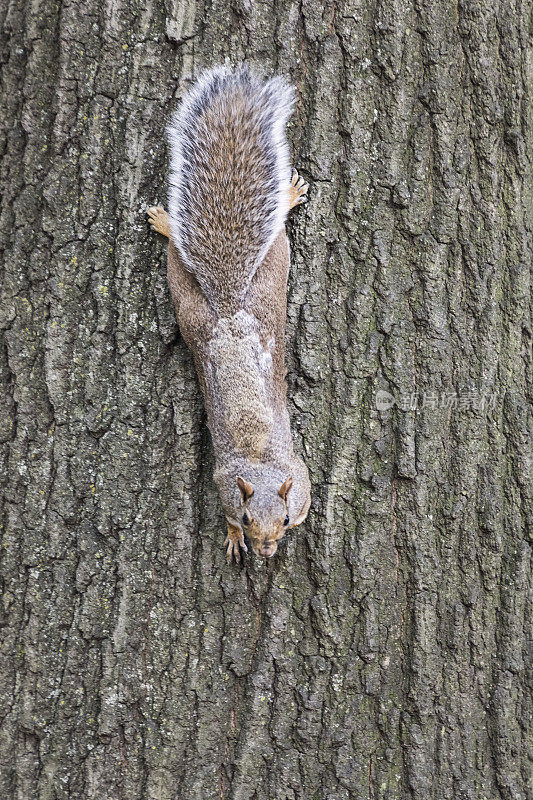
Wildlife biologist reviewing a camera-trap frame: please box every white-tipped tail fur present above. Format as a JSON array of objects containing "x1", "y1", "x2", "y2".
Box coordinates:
[{"x1": 167, "y1": 65, "x2": 294, "y2": 314}]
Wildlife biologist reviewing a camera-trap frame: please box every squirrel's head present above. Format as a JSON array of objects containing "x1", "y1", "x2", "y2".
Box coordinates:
[{"x1": 236, "y1": 474, "x2": 293, "y2": 558}]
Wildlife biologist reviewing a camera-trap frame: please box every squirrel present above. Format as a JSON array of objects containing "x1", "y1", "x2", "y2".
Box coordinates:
[{"x1": 147, "y1": 65, "x2": 311, "y2": 562}]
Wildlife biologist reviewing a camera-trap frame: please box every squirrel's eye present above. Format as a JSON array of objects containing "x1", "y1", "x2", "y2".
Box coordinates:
[
  {"x1": 284, "y1": 515, "x2": 290, "y2": 526},
  {"x1": 242, "y1": 513, "x2": 250, "y2": 526}
]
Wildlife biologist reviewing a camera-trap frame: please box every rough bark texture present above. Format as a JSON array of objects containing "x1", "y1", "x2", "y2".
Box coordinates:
[{"x1": 0, "y1": 1, "x2": 531, "y2": 799}]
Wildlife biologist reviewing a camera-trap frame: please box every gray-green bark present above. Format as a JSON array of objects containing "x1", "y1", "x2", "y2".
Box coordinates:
[{"x1": 0, "y1": 1, "x2": 531, "y2": 798}]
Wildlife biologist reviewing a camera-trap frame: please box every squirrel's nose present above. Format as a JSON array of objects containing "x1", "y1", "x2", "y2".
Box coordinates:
[{"x1": 259, "y1": 542, "x2": 278, "y2": 557}]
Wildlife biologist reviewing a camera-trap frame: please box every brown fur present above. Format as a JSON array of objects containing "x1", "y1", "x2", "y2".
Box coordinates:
[
  {"x1": 165, "y1": 228, "x2": 311, "y2": 559},
  {"x1": 167, "y1": 66, "x2": 294, "y2": 316},
  {"x1": 150, "y1": 66, "x2": 310, "y2": 561}
]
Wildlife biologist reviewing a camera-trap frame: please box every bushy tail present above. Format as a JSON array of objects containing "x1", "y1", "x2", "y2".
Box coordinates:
[{"x1": 167, "y1": 65, "x2": 294, "y2": 315}]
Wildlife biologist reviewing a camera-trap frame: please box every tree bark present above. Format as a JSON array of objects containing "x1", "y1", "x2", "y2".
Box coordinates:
[{"x1": 0, "y1": 1, "x2": 531, "y2": 799}]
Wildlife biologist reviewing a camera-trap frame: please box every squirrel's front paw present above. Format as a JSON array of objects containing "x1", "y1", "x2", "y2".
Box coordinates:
[
  {"x1": 224, "y1": 521, "x2": 248, "y2": 564},
  {"x1": 147, "y1": 205, "x2": 171, "y2": 238},
  {"x1": 289, "y1": 169, "x2": 309, "y2": 209}
]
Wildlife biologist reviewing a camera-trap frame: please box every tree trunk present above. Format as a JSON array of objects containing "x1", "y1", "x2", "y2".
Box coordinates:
[{"x1": 0, "y1": 0, "x2": 531, "y2": 798}]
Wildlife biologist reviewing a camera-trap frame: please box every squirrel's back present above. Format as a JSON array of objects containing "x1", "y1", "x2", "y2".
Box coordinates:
[{"x1": 167, "y1": 65, "x2": 294, "y2": 315}]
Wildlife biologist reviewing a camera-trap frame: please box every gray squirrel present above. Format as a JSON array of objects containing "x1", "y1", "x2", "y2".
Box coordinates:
[{"x1": 148, "y1": 65, "x2": 310, "y2": 562}]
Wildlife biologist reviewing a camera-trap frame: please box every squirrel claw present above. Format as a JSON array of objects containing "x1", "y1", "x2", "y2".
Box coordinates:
[
  {"x1": 147, "y1": 205, "x2": 171, "y2": 239},
  {"x1": 289, "y1": 169, "x2": 309, "y2": 209},
  {"x1": 224, "y1": 523, "x2": 248, "y2": 564}
]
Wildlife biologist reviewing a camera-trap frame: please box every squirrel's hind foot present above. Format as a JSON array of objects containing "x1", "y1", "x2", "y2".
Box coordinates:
[
  {"x1": 224, "y1": 521, "x2": 248, "y2": 564},
  {"x1": 147, "y1": 205, "x2": 171, "y2": 239},
  {"x1": 289, "y1": 169, "x2": 309, "y2": 209}
]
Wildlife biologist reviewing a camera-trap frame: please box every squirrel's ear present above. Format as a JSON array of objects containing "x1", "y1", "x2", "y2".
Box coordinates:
[
  {"x1": 237, "y1": 476, "x2": 254, "y2": 502},
  {"x1": 278, "y1": 476, "x2": 293, "y2": 501}
]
